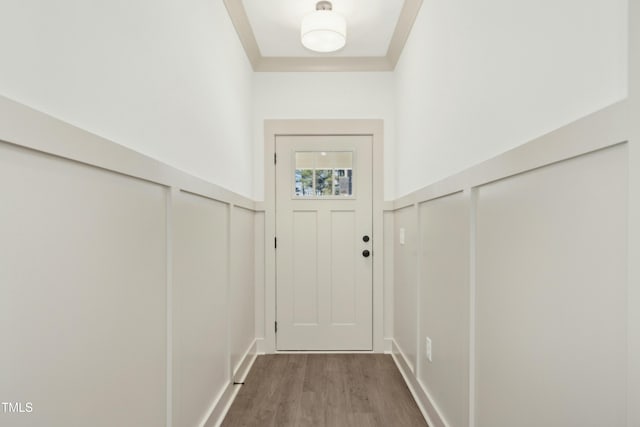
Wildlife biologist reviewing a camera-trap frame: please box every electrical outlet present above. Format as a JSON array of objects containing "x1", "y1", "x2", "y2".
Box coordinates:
[
  {"x1": 399, "y1": 228, "x2": 405, "y2": 245},
  {"x1": 426, "y1": 337, "x2": 432, "y2": 362}
]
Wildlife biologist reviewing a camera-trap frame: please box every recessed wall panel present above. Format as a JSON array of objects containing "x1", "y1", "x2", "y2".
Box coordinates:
[
  {"x1": 383, "y1": 211, "x2": 395, "y2": 340},
  {"x1": 172, "y1": 191, "x2": 229, "y2": 427},
  {"x1": 0, "y1": 143, "x2": 167, "y2": 427},
  {"x1": 418, "y1": 192, "x2": 470, "y2": 427},
  {"x1": 254, "y1": 212, "x2": 266, "y2": 340},
  {"x1": 476, "y1": 145, "x2": 627, "y2": 427},
  {"x1": 393, "y1": 205, "x2": 418, "y2": 371},
  {"x1": 230, "y1": 206, "x2": 255, "y2": 374}
]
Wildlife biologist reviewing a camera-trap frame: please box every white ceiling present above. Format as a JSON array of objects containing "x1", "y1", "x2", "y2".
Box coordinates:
[
  {"x1": 225, "y1": 0, "x2": 422, "y2": 71},
  {"x1": 242, "y1": 0, "x2": 404, "y2": 57}
]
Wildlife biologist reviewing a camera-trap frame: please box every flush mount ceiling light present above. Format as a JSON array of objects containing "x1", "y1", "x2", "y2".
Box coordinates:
[{"x1": 301, "y1": 1, "x2": 346, "y2": 53}]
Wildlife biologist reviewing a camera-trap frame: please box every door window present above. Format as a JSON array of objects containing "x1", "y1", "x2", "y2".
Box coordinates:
[{"x1": 294, "y1": 151, "x2": 353, "y2": 198}]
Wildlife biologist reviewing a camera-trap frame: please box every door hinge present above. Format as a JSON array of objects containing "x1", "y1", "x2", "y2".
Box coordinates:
[
  {"x1": 274, "y1": 153, "x2": 277, "y2": 164},
  {"x1": 275, "y1": 321, "x2": 278, "y2": 333},
  {"x1": 274, "y1": 237, "x2": 277, "y2": 249}
]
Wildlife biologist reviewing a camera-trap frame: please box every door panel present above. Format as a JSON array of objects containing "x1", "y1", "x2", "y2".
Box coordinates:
[
  {"x1": 330, "y1": 210, "x2": 357, "y2": 325},
  {"x1": 276, "y1": 135, "x2": 373, "y2": 350},
  {"x1": 292, "y1": 210, "x2": 319, "y2": 325}
]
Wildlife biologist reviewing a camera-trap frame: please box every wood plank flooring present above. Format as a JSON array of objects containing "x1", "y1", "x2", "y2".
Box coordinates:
[{"x1": 221, "y1": 354, "x2": 428, "y2": 427}]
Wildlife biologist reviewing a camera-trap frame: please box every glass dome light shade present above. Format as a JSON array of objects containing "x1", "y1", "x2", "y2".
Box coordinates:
[{"x1": 301, "y1": 10, "x2": 346, "y2": 53}]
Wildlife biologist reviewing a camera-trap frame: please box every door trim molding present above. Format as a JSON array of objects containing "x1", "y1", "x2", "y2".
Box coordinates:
[{"x1": 263, "y1": 119, "x2": 385, "y2": 353}]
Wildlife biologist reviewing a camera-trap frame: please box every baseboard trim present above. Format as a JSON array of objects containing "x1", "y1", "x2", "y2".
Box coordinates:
[
  {"x1": 391, "y1": 339, "x2": 448, "y2": 427},
  {"x1": 255, "y1": 337, "x2": 266, "y2": 354},
  {"x1": 383, "y1": 337, "x2": 393, "y2": 354},
  {"x1": 200, "y1": 382, "x2": 235, "y2": 427},
  {"x1": 200, "y1": 339, "x2": 258, "y2": 427},
  {"x1": 392, "y1": 338, "x2": 415, "y2": 374},
  {"x1": 234, "y1": 339, "x2": 259, "y2": 382}
]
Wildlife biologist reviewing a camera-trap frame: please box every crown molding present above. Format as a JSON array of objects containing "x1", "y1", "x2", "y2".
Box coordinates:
[
  {"x1": 386, "y1": 0, "x2": 423, "y2": 67},
  {"x1": 223, "y1": 0, "x2": 423, "y2": 72},
  {"x1": 223, "y1": 0, "x2": 262, "y2": 69},
  {"x1": 255, "y1": 56, "x2": 393, "y2": 72}
]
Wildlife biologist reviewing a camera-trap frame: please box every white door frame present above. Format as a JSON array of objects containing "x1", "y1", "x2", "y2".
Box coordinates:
[{"x1": 263, "y1": 119, "x2": 385, "y2": 353}]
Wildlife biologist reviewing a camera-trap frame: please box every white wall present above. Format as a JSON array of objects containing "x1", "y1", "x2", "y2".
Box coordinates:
[
  {"x1": 0, "y1": 0, "x2": 254, "y2": 198},
  {"x1": 394, "y1": 0, "x2": 628, "y2": 197},
  {"x1": 253, "y1": 72, "x2": 395, "y2": 200}
]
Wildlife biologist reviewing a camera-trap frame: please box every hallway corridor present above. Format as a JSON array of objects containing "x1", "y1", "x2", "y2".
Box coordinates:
[
  {"x1": 1, "y1": 1, "x2": 637, "y2": 425},
  {"x1": 222, "y1": 354, "x2": 427, "y2": 426}
]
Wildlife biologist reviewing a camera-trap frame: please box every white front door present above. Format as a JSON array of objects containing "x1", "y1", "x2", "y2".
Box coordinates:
[{"x1": 275, "y1": 135, "x2": 373, "y2": 350}]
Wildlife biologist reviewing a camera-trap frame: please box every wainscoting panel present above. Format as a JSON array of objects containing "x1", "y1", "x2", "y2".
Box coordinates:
[
  {"x1": 383, "y1": 210, "x2": 395, "y2": 347},
  {"x1": 475, "y1": 145, "x2": 628, "y2": 427},
  {"x1": 389, "y1": 99, "x2": 636, "y2": 427},
  {"x1": 172, "y1": 191, "x2": 230, "y2": 427},
  {"x1": 0, "y1": 143, "x2": 168, "y2": 427},
  {"x1": 393, "y1": 205, "x2": 418, "y2": 372},
  {"x1": 418, "y1": 192, "x2": 470, "y2": 427},
  {"x1": 254, "y1": 211, "x2": 266, "y2": 352},
  {"x1": 230, "y1": 205, "x2": 256, "y2": 378},
  {"x1": 0, "y1": 95, "x2": 258, "y2": 427}
]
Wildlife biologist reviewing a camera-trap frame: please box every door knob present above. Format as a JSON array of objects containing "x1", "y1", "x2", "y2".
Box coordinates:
[
  {"x1": 362, "y1": 235, "x2": 370, "y2": 242},
  {"x1": 362, "y1": 250, "x2": 370, "y2": 258}
]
